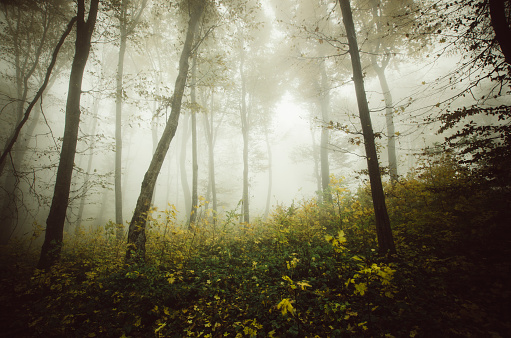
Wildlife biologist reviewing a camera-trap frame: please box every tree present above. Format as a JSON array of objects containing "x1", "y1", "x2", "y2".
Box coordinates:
[
  {"x1": 189, "y1": 52, "x2": 199, "y2": 227},
  {"x1": 112, "y1": 0, "x2": 148, "y2": 239},
  {"x1": 431, "y1": 1, "x2": 511, "y2": 193},
  {"x1": 38, "y1": 0, "x2": 99, "y2": 269},
  {"x1": 338, "y1": 0, "x2": 396, "y2": 255},
  {"x1": 0, "y1": 0, "x2": 73, "y2": 243},
  {"x1": 126, "y1": 0, "x2": 205, "y2": 263},
  {"x1": 238, "y1": 27, "x2": 250, "y2": 224}
]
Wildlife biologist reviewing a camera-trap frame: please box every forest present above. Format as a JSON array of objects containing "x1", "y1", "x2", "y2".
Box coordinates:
[{"x1": 0, "y1": 0, "x2": 510, "y2": 336}]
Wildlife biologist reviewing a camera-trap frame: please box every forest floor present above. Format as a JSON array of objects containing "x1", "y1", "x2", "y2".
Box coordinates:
[{"x1": 1, "y1": 169, "x2": 510, "y2": 337}]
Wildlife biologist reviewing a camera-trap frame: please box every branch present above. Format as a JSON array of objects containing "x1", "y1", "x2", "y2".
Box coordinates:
[{"x1": 0, "y1": 16, "x2": 77, "y2": 175}]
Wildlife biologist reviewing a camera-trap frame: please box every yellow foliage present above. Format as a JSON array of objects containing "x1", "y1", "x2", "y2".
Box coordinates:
[{"x1": 277, "y1": 298, "x2": 296, "y2": 316}]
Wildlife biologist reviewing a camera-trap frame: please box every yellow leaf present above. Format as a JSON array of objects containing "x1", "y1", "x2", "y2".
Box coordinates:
[
  {"x1": 282, "y1": 275, "x2": 293, "y2": 284},
  {"x1": 277, "y1": 298, "x2": 295, "y2": 316},
  {"x1": 354, "y1": 282, "x2": 367, "y2": 296},
  {"x1": 134, "y1": 316, "x2": 142, "y2": 327},
  {"x1": 297, "y1": 281, "x2": 311, "y2": 290}
]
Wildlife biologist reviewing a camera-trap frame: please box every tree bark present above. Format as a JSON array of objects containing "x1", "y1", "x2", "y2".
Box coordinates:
[
  {"x1": 338, "y1": 0, "x2": 396, "y2": 255},
  {"x1": 38, "y1": 0, "x2": 99, "y2": 269},
  {"x1": 489, "y1": 0, "x2": 511, "y2": 66},
  {"x1": 126, "y1": 1, "x2": 205, "y2": 263}
]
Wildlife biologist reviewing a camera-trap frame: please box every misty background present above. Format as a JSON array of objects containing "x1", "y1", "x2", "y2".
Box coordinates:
[{"x1": 1, "y1": 0, "x2": 509, "y2": 240}]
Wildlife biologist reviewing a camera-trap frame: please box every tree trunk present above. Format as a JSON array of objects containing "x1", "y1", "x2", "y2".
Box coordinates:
[
  {"x1": 203, "y1": 89, "x2": 217, "y2": 220},
  {"x1": 38, "y1": 0, "x2": 99, "y2": 269},
  {"x1": 239, "y1": 32, "x2": 250, "y2": 224},
  {"x1": 310, "y1": 121, "x2": 322, "y2": 202},
  {"x1": 75, "y1": 95, "x2": 100, "y2": 233},
  {"x1": 115, "y1": 0, "x2": 128, "y2": 240},
  {"x1": 373, "y1": 63, "x2": 398, "y2": 183},
  {"x1": 126, "y1": 1, "x2": 204, "y2": 263},
  {"x1": 369, "y1": 0, "x2": 398, "y2": 184},
  {"x1": 180, "y1": 113, "x2": 192, "y2": 222},
  {"x1": 319, "y1": 61, "x2": 331, "y2": 203},
  {"x1": 338, "y1": 0, "x2": 396, "y2": 255},
  {"x1": 189, "y1": 53, "x2": 199, "y2": 227},
  {"x1": 264, "y1": 129, "x2": 272, "y2": 220},
  {"x1": 489, "y1": 0, "x2": 511, "y2": 66}
]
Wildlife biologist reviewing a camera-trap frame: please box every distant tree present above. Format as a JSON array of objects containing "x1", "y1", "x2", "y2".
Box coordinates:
[
  {"x1": 189, "y1": 51, "x2": 199, "y2": 227},
  {"x1": 238, "y1": 27, "x2": 250, "y2": 224},
  {"x1": 110, "y1": 0, "x2": 148, "y2": 239},
  {"x1": 38, "y1": 0, "x2": 99, "y2": 269},
  {"x1": 126, "y1": 0, "x2": 205, "y2": 263},
  {"x1": 338, "y1": 0, "x2": 396, "y2": 255}
]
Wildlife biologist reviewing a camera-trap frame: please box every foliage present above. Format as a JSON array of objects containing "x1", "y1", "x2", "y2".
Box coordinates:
[
  {"x1": 1, "y1": 160, "x2": 510, "y2": 337},
  {"x1": 437, "y1": 104, "x2": 511, "y2": 190}
]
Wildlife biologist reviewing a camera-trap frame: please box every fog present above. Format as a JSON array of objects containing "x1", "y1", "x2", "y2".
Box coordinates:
[{"x1": 1, "y1": 0, "x2": 509, "y2": 240}]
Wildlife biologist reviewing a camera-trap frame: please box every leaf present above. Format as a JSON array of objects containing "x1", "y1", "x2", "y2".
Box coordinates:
[
  {"x1": 296, "y1": 281, "x2": 311, "y2": 290},
  {"x1": 277, "y1": 298, "x2": 295, "y2": 316},
  {"x1": 134, "y1": 316, "x2": 142, "y2": 327}
]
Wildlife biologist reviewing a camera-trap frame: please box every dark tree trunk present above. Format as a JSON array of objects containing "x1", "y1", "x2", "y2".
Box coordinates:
[
  {"x1": 489, "y1": 0, "x2": 511, "y2": 66},
  {"x1": 338, "y1": 0, "x2": 396, "y2": 255},
  {"x1": 126, "y1": 1, "x2": 204, "y2": 263},
  {"x1": 38, "y1": 0, "x2": 99, "y2": 269}
]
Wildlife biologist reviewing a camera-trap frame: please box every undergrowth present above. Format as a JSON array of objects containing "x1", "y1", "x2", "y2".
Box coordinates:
[{"x1": 1, "y1": 156, "x2": 510, "y2": 337}]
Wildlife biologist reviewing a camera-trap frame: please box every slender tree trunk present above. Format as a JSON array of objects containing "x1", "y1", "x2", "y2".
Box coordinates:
[
  {"x1": 338, "y1": 0, "x2": 396, "y2": 255},
  {"x1": 264, "y1": 129, "x2": 272, "y2": 220},
  {"x1": 373, "y1": 64, "x2": 398, "y2": 183},
  {"x1": 126, "y1": 1, "x2": 204, "y2": 262},
  {"x1": 319, "y1": 61, "x2": 331, "y2": 203},
  {"x1": 239, "y1": 33, "x2": 250, "y2": 224},
  {"x1": 38, "y1": 0, "x2": 99, "y2": 269},
  {"x1": 203, "y1": 89, "x2": 217, "y2": 220},
  {"x1": 75, "y1": 95, "x2": 100, "y2": 233},
  {"x1": 180, "y1": 113, "x2": 192, "y2": 222},
  {"x1": 310, "y1": 122, "x2": 322, "y2": 202},
  {"x1": 189, "y1": 53, "x2": 199, "y2": 227},
  {"x1": 369, "y1": 0, "x2": 398, "y2": 184},
  {"x1": 115, "y1": 0, "x2": 128, "y2": 239}
]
